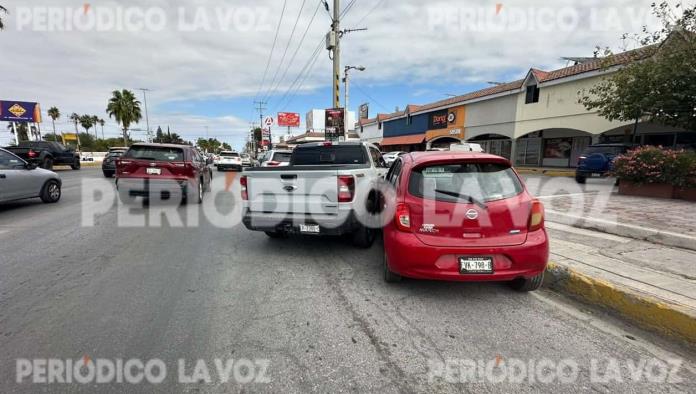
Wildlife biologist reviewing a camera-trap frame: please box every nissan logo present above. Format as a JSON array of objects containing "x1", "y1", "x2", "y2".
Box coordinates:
[
  {"x1": 283, "y1": 185, "x2": 297, "y2": 192},
  {"x1": 465, "y1": 209, "x2": 479, "y2": 220}
]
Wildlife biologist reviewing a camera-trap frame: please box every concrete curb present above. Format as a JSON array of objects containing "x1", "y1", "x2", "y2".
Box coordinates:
[
  {"x1": 546, "y1": 210, "x2": 696, "y2": 252},
  {"x1": 544, "y1": 261, "x2": 696, "y2": 344}
]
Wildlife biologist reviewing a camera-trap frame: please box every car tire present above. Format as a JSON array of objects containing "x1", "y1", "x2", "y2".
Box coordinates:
[
  {"x1": 509, "y1": 272, "x2": 544, "y2": 292},
  {"x1": 195, "y1": 181, "x2": 204, "y2": 204},
  {"x1": 42, "y1": 157, "x2": 54, "y2": 171},
  {"x1": 352, "y1": 224, "x2": 375, "y2": 248},
  {"x1": 71, "y1": 158, "x2": 81, "y2": 170},
  {"x1": 575, "y1": 173, "x2": 586, "y2": 184},
  {"x1": 40, "y1": 180, "x2": 61, "y2": 203},
  {"x1": 265, "y1": 231, "x2": 286, "y2": 239},
  {"x1": 103, "y1": 171, "x2": 114, "y2": 178},
  {"x1": 383, "y1": 250, "x2": 402, "y2": 283}
]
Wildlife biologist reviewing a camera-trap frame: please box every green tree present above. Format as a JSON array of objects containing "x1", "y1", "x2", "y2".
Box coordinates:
[
  {"x1": 580, "y1": 2, "x2": 696, "y2": 131},
  {"x1": 43, "y1": 133, "x2": 61, "y2": 142},
  {"x1": 69, "y1": 113, "x2": 80, "y2": 134},
  {"x1": 106, "y1": 89, "x2": 142, "y2": 147},
  {"x1": 79, "y1": 114, "x2": 95, "y2": 136},
  {"x1": 7, "y1": 123, "x2": 29, "y2": 142},
  {"x1": 47, "y1": 107, "x2": 60, "y2": 138},
  {"x1": 98, "y1": 118, "x2": 105, "y2": 139},
  {"x1": 0, "y1": 5, "x2": 7, "y2": 30},
  {"x1": 222, "y1": 142, "x2": 232, "y2": 151}
]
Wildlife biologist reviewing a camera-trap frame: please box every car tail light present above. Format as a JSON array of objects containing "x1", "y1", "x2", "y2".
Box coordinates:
[
  {"x1": 528, "y1": 200, "x2": 545, "y2": 232},
  {"x1": 337, "y1": 175, "x2": 355, "y2": 203},
  {"x1": 267, "y1": 161, "x2": 280, "y2": 166},
  {"x1": 395, "y1": 203, "x2": 411, "y2": 232},
  {"x1": 577, "y1": 156, "x2": 587, "y2": 165},
  {"x1": 240, "y1": 176, "x2": 248, "y2": 200},
  {"x1": 28, "y1": 149, "x2": 38, "y2": 158}
]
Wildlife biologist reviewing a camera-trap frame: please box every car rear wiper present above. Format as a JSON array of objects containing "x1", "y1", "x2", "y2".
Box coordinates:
[{"x1": 434, "y1": 189, "x2": 488, "y2": 209}]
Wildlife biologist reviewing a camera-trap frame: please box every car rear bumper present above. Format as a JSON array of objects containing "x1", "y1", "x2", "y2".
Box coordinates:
[
  {"x1": 243, "y1": 210, "x2": 360, "y2": 235},
  {"x1": 116, "y1": 178, "x2": 194, "y2": 199},
  {"x1": 384, "y1": 228, "x2": 549, "y2": 282},
  {"x1": 218, "y1": 164, "x2": 242, "y2": 171}
]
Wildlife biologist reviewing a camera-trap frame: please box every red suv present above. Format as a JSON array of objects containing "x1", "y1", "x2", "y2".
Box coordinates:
[
  {"x1": 115, "y1": 143, "x2": 212, "y2": 204},
  {"x1": 382, "y1": 152, "x2": 548, "y2": 291}
]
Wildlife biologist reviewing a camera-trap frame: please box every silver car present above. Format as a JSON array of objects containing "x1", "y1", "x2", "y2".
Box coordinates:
[{"x1": 0, "y1": 148, "x2": 62, "y2": 204}]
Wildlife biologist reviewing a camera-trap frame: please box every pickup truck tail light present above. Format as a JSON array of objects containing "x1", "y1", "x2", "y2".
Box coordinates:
[
  {"x1": 577, "y1": 155, "x2": 587, "y2": 165},
  {"x1": 528, "y1": 200, "x2": 545, "y2": 232},
  {"x1": 337, "y1": 175, "x2": 355, "y2": 203},
  {"x1": 28, "y1": 149, "x2": 38, "y2": 158},
  {"x1": 395, "y1": 203, "x2": 411, "y2": 232},
  {"x1": 240, "y1": 176, "x2": 248, "y2": 200}
]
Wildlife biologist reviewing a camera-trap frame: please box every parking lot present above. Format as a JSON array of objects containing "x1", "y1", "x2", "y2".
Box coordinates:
[{"x1": 1, "y1": 168, "x2": 694, "y2": 392}]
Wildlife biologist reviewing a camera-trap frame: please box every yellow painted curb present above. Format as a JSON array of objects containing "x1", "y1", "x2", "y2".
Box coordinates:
[
  {"x1": 515, "y1": 168, "x2": 574, "y2": 177},
  {"x1": 544, "y1": 262, "x2": 696, "y2": 344}
]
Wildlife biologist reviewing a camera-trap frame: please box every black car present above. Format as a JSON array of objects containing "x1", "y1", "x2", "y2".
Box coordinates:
[
  {"x1": 4, "y1": 141, "x2": 81, "y2": 170},
  {"x1": 102, "y1": 149, "x2": 128, "y2": 178},
  {"x1": 575, "y1": 143, "x2": 636, "y2": 184}
]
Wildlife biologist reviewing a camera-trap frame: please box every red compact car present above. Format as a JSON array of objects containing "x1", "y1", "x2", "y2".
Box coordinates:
[
  {"x1": 382, "y1": 151, "x2": 548, "y2": 291},
  {"x1": 115, "y1": 143, "x2": 212, "y2": 204}
]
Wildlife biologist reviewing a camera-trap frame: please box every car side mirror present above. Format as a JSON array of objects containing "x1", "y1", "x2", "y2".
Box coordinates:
[{"x1": 25, "y1": 162, "x2": 38, "y2": 170}]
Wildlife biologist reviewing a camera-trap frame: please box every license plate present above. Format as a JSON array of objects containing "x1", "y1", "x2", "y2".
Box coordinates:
[
  {"x1": 299, "y1": 224, "x2": 320, "y2": 234},
  {"x1": 146, "y1": 168, "x2": 161, "y2": 175},
  {"x1": 459, "y1": 257, "x2": 493, "y2": 274},
  {"x1": 591, "y1": 173, "x2": 602, "y2": 177}
]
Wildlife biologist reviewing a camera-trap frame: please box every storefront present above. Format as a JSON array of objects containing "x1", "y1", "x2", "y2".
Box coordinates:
[
  {"x1": 515, "y1": 130, "x2": 592, "y2": 167},
  {"x1": 424, "y1": 106, "x2": 466, "y2": 149}
]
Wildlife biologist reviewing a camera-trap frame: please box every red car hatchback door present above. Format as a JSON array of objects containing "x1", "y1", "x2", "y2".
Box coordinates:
[
  {"x1": 404, "y1": 160, "x2": 532, "y2": 248},
  {"x1": 118, "y1": 146, "x2": 192, "y2": 179}
]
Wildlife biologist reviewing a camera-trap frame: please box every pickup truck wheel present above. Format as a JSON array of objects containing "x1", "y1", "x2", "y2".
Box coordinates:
[
  {"x1": 575, "y1": 173, "x2": 587, "y2": 184},
  {"x1": 352, "y1": 225, "x2": 375, "y2": 248},
  {"x1": 195, "y1": 181, "x2": 204, "y2": 204},
  {"x1": 509, "y1": 272, "x2": 544, "y2": 292},
  {"x1": 40, "y1": 180, "x2": 61, "y2": 203},
  {"x1": 42, "y1": 158, "x2": 54, "y2": 171},
  {"x1": 383, "y1": 250, "x2": 402, "y2": 283},
  {"x1": 71, "y1": 158, "x2": 81, "y2": 170}
]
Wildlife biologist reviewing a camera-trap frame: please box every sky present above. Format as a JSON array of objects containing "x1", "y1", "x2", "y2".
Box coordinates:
[{"x1": 0, "y1": 0, "x2": 677, "y2": 149}]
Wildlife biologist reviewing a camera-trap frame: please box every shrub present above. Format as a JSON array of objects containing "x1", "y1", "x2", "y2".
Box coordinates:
[{"x1": 612, "y1": 146, "x2": 696, "y2": 187}]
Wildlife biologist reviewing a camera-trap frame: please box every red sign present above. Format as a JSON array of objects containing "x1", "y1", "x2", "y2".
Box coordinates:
[{"x1": 277, "y1": 112, "x2": 300, "y2": 127}]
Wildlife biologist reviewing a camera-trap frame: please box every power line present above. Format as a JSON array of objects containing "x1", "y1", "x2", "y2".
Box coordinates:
[
  {"x1": 262, "y1": 0, "x2": 308, "y2": 102},
  {"x1": 351, "y1": 81, "x2": 390, "y2": 112},
  {"x1": 264, "y1": 0, "x2": 323, "y2": 104},
  {"x1": 340, "y1": 0, "x2": 359, "y2": 18},
  {"x1": 280, "y1": 43, "x2": 324, "y2": 111},
  {"x1": 272, "y1": 37, "x2": 324, "y2": 112},
  {"x1": 254, "y1": 0, "x2": 288, "y2": 102},
  {"x1": 352, "y1": 0, "x2": 386, "y2": 26}
]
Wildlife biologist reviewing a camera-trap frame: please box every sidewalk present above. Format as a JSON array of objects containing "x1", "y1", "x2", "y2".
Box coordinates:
[{"x1": 539, "y1": 192, "x2": 696, "y2": 344}]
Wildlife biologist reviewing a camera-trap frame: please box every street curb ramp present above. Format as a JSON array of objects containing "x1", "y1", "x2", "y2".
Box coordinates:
[{"x1": 544, "y1": 262, "x2": 696, "y2": 345}]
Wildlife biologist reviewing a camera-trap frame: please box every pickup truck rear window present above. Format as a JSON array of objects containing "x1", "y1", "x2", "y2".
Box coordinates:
[
  {"x1": 272, "y1": 152, "x2": 292, "y2": 163},
  {"x1": 409, "y1": 162, "x2": 523, "y2": 203},
  {"x1": 291, "y1": 146, "x2": 367, "y2": 165},
  {"x1": 125, "y1": 146, "x2": 185, "y2": 162}
]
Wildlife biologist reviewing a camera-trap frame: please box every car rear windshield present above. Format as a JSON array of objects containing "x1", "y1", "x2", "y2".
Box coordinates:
[
  {"x1": 272, "y1": 152, "x2": 292, "y2": 163},
  {"x1": 107, "y1": 151, "x2": 125, "y2": 158},
  {"x1": 125, "y1": 146, "x2": 185, "y2": 162},
  {"x1": 221, "y1": 152, "x2": 239, "y2": 157},
  {"x1": 408, "y1": 162, "x2": 523, "y2": 203},
  {"x1": 291, "y1": 146, "x2": 367, "y2": 165}
]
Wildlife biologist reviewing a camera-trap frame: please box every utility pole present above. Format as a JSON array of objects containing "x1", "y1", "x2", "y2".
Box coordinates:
[
  {"x1": 254, "y1": 100, "x2": 267, "y2": 157},
  {"x1": 138, "y1": 88, "x2": 152, "y2": 142},
  {"x1": 332, "y1": 0, "x2": 341, "y2": 109},
  {"x1": 343, "y1": 65, "x2": 365, "y2": 116}
]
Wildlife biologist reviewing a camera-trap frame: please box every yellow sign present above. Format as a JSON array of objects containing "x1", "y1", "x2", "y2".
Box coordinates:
[
  {"x1": 8, "y1": 104, "x2": 27, "y2": 118},
  {"x1": 62, "y1": 133, "x2": 78, "y2": 141}
]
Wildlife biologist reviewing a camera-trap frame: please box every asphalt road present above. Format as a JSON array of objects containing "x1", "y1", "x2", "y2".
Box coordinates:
[{"x1": 0, "y1": 169, "x2": 694, "y2": 393}]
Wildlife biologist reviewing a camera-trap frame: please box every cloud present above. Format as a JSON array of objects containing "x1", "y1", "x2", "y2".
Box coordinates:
[{"x1": 0, "y1": 0, "x2": 675, "y2": 148}]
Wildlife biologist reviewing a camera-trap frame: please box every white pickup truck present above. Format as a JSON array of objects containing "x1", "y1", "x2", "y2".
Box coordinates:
[{"x1": 241, "y1": 141, "x2": 390, "y2": 247}]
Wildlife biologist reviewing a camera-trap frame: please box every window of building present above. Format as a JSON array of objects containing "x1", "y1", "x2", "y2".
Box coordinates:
[
  {"x1": 406, "y1": 115, "x2": 412, "y2": 125},
  {"x1": 525, "y1": 85, "x2": 540, "y2": 104}
]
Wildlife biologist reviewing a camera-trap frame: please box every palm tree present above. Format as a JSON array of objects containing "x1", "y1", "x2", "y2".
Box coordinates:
[
  {"x1": 98, "y1": 118, "x2": 105, "y2": 139},
  {"x1": 47, "y1": 107, "x2": 60, "y2": 138},
  {"x1": 69, "y1": 113, "x2": 80, "y2": 134},
  {"x1": 90, "y1": 115, "x2": 99, "y2": 140},
  {"x1": 7, "y1": 123, "x2": 28, "y2": 141},
  {"x1": 106, "y1": 89, "x2": 142, "y2": 146},
  {"x1": 79, "y1": 114, "x2": 94, "y2": 136},
  {"x1": 0, "y1": 5, "x2": 7, "y2": 31}
]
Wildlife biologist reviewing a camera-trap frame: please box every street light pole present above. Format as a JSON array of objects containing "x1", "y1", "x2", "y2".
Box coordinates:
[
  {"x1": 138, "y1": 88, "x2": 152, "y2": 142},
  {"x1": 343, "y1": 65, "x2": 365, "y2": 116}
]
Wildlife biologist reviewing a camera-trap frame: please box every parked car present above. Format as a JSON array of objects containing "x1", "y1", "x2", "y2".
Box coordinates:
[
  {"x1": 575, "y1": 143, "x2": 636, "y2": 184},
  {"x1": 115, "y1": 143, "x2": 212, "y2": 204},
  {"x1": 102, "y1": 148, "x2": 128, "y2": 178},
  {"x1": 241, "y1": 142, "x2": 390, "y2": 247},
  {"x1": 0, "y1": 148, "x2": 62, "y2": 204},
  {"x1": 4, "y1": 141, "x2": 80, "y2": 170},
  {"x1": 381, "y1": 151, "x2": 549, "y2": 291},
  {"x1": 382, "y1": 151, "x2": 406, "y2": 166},
  {"x1": 241, "y1": 153, "x2": 253, "y2": 167},
  {"x1": 259, "y1": 150, "x2": 292, "y2": 167},
  {"x1": 217, "y1": 151, "x2": 243, "y2": 171}
]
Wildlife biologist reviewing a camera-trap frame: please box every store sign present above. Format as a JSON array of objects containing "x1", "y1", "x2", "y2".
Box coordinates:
[
  {"x1": 428, "y1": 110, "x2": 448, "y2": 130},
  {"x1": 0, "y1": 101, "x2": 42, "y2": 122},
  {"x1": 359, "y1": 103, "x2": 369, "y2": 120},
  {"x1": 325, "y1": 108, "x2": 345, "y2": 141},
  {"x1": 277, "y1": 112, "x2": 300, "y2": 127},
  {"x1": 449, "y1": 129, "x2": 462, "y2": 135},
  {"x1": 448, "y1": 112, "x2": 456, "y2": 123}
]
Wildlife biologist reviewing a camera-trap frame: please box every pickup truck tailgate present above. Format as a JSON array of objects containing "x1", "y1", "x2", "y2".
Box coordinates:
[{"x1": 247, "y1": 170, "x2": 340, "y2": 215}]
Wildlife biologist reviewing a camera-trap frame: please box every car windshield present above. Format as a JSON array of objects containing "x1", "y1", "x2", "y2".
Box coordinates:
[
  {"x1": 272, "y1": 152, "x2": 292, "y2": 163},
  {"x1": 125, "y1": 146, "x2": 184, "y2": 161},
  {"x1": 291, "y1": 146, "x2": 366, "y2": 165},
  {"x1": 409, "y1": 162, "x2": 523, "y2": 203},
  {"x1": 221, "y1": 152, "x2": 239, "y2": 157}
]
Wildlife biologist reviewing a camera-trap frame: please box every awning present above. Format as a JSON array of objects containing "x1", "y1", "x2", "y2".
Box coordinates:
[{"x1": 381, "y1": 134, "x2": 425, "y2": 146}]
